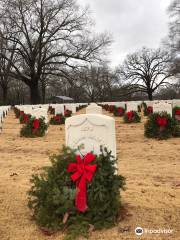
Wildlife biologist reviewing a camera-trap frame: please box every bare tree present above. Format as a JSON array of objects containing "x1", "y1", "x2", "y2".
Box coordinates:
[
  {"x1": 0, "y1": 23, "x2": 17, "y2": 104},
  {"x1": 69, "y1": 64, "x2": 117, "y2": 102},
  {"x1": 168, "y1": 0, "x2": 180, "y2": 76},
  {"x1": 0, "y1": 0, "x2": 111, "y2": 104},
  {"x1": 118, "y1": 47, "x2": 172, "y2": 100}
]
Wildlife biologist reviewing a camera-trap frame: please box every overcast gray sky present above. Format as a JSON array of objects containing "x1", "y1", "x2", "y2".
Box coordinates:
[{"x1": 77, "y1": 0, "x2": 171, "y2": 67}]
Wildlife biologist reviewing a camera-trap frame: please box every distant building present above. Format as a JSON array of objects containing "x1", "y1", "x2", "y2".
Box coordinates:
[{"x1": 48, "y1": 95, "x2": 74, "y2": 103}]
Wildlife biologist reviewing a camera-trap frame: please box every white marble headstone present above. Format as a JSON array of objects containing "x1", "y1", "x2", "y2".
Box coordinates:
[
  {"x1": 65, "y1": 113, "x2": 116, "y2": 157},
  {"x1": 126, "y1": 102, "x2": 138, "y2": 112},
  {"x1": 172, "y1": 99, "x2": 180, "y2": 108},
  {"x1": 86, "y1": 103, "x2": 102, "y2": 114},
  {"x1": 153, "y1": 102, "x2": 172, "y2": 116},
  {"x1": 55, "y1": 105, "x2": 64, "y2": 115}
]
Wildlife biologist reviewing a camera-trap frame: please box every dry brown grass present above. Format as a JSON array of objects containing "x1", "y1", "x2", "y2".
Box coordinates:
[{"x1": 0, "y1": 110, "x2": 179, "y2": 240}]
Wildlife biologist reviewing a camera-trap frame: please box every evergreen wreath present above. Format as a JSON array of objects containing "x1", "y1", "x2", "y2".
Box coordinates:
[
  {"x1": 48, "y1": 106, "x2": 55, "y2": 115},
  {"x1": 144, "y1": 106, "x2": 153, "y2": 116},
  {"x1": 19, "y1": 112, "x2": 31, "y2": 124},
  {"x1": 14, "y1": 107, "x2": 21, "y2": 118},
  {"x1": 103, "y1": 104, "x2": 109, "y2": 111},
  {"x1": 123, "y1": 111, "x2": 141, "y2": 123},
  {"x1": 64, "y1": 109, "x2": 72, "y2": 117},
  {"x1": 173, "y1": 106, "x2": 180, "y2": 122},
  {"x1": 76, "y1": 105, "x2": 87, "y2": 111},
  {"x1": 144, "y1": 112, "x2": 177, "y2": 139},
  {"x1": 109, "y1": 105, "x2": 115, "y2": 113},
  {"x1": 113, "y1": 106, "x2": 125, "y2": 117},
  {"x1": 20, "y1": 116, "x2": 48, "y2": 137},
  {"x1": 138, "y1": 105, "x2": 141, "y2": 112},
  {"x1": 50, "y1": 114, "x2": 65, "y2": 125},
  {"x1": 141, "y1": 102, "x2": 147, "y2": 110},
  {"x1": 28, "y1": 146, "x2": 125, "y2": 240},
  {"x1": 172, "y1": 123, "x2": 180, "y2": 137}
]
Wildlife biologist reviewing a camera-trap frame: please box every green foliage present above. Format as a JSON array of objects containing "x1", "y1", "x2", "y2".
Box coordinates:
[
  {"x1": 14, "y1": 107, "x2": 20, "y2": 118},
  {"x1": 28, "y1": 147, "x2": 125, "y2": 239},
  {"x1": 144, "y1": 112, "x2": 176, "y2": 139},
  {"x1": 138, "y1": 105, "x2": 141, "y2": 112},
  {"x1": 20, "y1": 117, "x2": 48, "y2": 138},
  {"x1": 172, "y1": 123, "x2": 180, "y2": 137},
  {"x1": 142, "y1": 102, "x2": 148, "y2": 116},
  {"x1": 19, "y1": 114, "x2": 24, "y2": 124},
  {"x1": 172, "y1": 106, "x2": 180, "y2": 120},
  {"x1": 123, "y1": 111, "x2": 141, "y2": 123}
]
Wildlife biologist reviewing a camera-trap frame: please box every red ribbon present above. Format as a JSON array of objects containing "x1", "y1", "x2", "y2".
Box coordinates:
[
  {"x1": 24, "y1": 114, "x2": 29, "y2": 123},
  {"x1": 175, "y1": 109, "x2": 180, "y2": 115},
  {"x1": 156, "y1": 116, "x2": 168, "y2": 127},
  {"x1": 117, "y1": 107, "x2": 123, "y2": 114},
  {"x1": 147, "y1": 106, "x2": 153, "y2": 113},
  {"x1": 33, "y1": 119, "x2": 40, "y2": 130},
  {"x1": 126, "y1": 111, "x2": 134, "y2": 121},
  {"x1": 54, "y1": 115, "x2": 61, "y2": 122},
  {"x1": 67, "y1": 153, "x2": 97, "y2": 212}
]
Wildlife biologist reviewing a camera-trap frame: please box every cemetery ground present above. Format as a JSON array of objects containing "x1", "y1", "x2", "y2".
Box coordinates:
[{"x1": 0, "y1": 110, "x2": 180, "y2": 240}]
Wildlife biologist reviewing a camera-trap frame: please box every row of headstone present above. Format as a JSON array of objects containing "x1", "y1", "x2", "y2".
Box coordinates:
[
  {"x1": 65, "y1": 99, "x2": 180, "y2": 160},
  {"x1": 50, "y1": 104, "x2": 75, "y2": 115},
  {"x1": 49, "y1": 103, "x2": 87, "y2": 115},
  {"x1": 0, "y1": 106, "x2": 11, "y2": 132},
  {"x1": 100, "y1": 99, "x2": 180, "y2": 116},
  {"x1": 15, "y1": 103, "x2": 88, "y2": 123},
  {"x1": 15, "y1": 105, "x2": 49, "y2": 123}
]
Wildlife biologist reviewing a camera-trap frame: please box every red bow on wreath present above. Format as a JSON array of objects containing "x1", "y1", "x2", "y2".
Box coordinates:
[
  {"x1": 33, "y1": 119, "x2": 40, "y2": 131},
  {"x1": 117, "y1": 107, "x2": 123, "y2": 114},
  {"x1": 147, "y1": 106, "x2": 153, "y2": 113},
  {"x1": 126, "y1": 111, "x2": 134, "y2": 121},
  {"x1": 67, "y1": 153, "x2": 97, "y2": 212},
  {"x1": 156, "y1": 116, "x2": 167, "y2": 127},
  {"x1": 54, "y1": 115, "x2": 61, "y2": 122},
  {"x1": 175, "y1": 109, "x2": 180, "y2": 115},
  {"x1": 24, "y1": 114, "x2": 29, "y2": 123}
]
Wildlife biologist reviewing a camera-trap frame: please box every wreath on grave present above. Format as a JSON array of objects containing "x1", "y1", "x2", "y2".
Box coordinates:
[
  {"x1": 103, "y1": 104, "x2": 109, "y2": 111},
  {"x1": 19, "y1": 112, "x2": 31, "y2": 124},
  {"x1": 76, "y1": 105, "x2": 87, "y2": 111},
  {"x1": 50, "y1": 114, "x2": 65, "y2": 125},
  {"x1": 28, "y1": 146, "x2": 126, "y2": 240},
  {"x1": 173, "y1": 106, "x2": 180, "y2": 122},
  {"x1": 109, "y1": 105, "x2": 115, "y2": 113},
  {"x1": 123, "y1": 111, "x2": 141, "y2": 123},
  {"x1": 64, "y1": 109, "x2": 72, "y2": 118},
  {"x1": 143, "y1": 103, "x2": 153, "y2": 116},
  {"x1": 20, "y1": 116, "x2": 48, "y2": 137},
  {"x1": 137, "y1": 105, "x2": 141, "y2": 112},
  {"x1": 14, "y1": 107, "x2": 20, "y2": 118},
  {"x1": 145, "y1": 106, "x2": 153, "y2": 116},
  {"x1": 3, "y1": 111, "x2": 6, "y2": 118},
  {"x1": 48, "y1": 106, "x2": 55, "y2": 115},
  {"x1": 144, "y1": 112, "x2": 180, "y2": 139},
  {"x1": 113, "y1": 106, "x2": 125, "y2": 117}
]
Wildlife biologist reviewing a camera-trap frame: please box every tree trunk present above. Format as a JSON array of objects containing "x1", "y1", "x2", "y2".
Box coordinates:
[
  {"x1": 42, "y1": 86, "x2": 46, "y2": 104},
  {"x1": 30, "y1": 82, "x2": 41, "y2": 104},
  {"x1": 147, "y1": 91, "x2": 153, "y2": 100},
  {"x1": 41, "y1": 81, "x2": 46, "y2": 104},
  {"x1": 2, "y1": 86, "x2": 8, "y2": 105}
]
